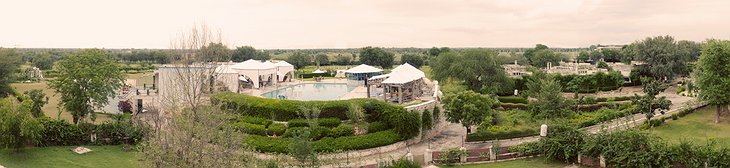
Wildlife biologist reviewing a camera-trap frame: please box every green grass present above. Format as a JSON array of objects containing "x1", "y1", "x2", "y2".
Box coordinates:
[
  {"x1": 0, "y1": 145, "x2": 142, "y2": 168},
  {"x1": 650, "y1": 106, "x2": 730, "y2": 147},
  {"x1": 440, "y1": 157, "x2": 575, "y2": 168}
]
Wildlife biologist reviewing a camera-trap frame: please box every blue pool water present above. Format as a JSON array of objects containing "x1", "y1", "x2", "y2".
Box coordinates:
[{"x1": 261, "y1": 83, "x2": 357, "y2": 100}]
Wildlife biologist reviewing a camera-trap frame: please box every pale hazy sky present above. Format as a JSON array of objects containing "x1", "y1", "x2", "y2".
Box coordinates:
[{"x1": 1, "y1": 0, "x2": 729, "y2": 49}]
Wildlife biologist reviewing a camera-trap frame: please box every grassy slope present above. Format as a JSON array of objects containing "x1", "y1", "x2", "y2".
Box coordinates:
[
  {"x1": 650, "y1": 106, "x2": 730, "y2": 147},
  {"x1": 440, "y1": 157, "x2": 575, "y2": 168},
  {"x1": 0, "y1": 146, "x2": 141, "y2": 168}
]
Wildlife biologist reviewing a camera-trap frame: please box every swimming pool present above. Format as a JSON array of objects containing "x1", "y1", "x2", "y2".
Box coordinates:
[{"x1": 261, "y1": 83, "x2": 357, "y2": 100}]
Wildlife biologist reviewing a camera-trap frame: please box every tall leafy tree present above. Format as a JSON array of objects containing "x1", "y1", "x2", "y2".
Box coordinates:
[
  {"x1": 620, "y1": 44, "x2": 636, "y2": 64},
  {"x1": 199, "y1": 42, "x2": 232, "y2": 62},
  {"x1": 334, "y1": 54, "x2": 352, "y2": 65},
  {"x1": 600, "y1": 49, "x2": 620, "y2": 62},
  {"x1": 428, "y1": 47, "x2": 441, "y2": 57},
  {"x1": 431, "y1": 49, "x2": 509, "y2": 92},
  {"x1": 232, "y1": 46, "x2": 269, "y2": 62},
  {"x1": 0, "y1": 48, "x2": 22, "y2": 97},
  {"x1": 633, "y1": 36, "x2": 690, "y2": 81},
  {"x1": 523, "y1": 44, "x2": 549, "y2": 63},
  {"x1": 633, "y1": 78, "x2": 671, "y2": 123},
  {"x1": 359, "y1": 47, "x2": 395, "y2": 69},
  {"x1": 32, "y1": 52, "x2": 54, "y2": 70},
  {"x1": 677, "y1": 40, "x2": 702, "y2": 61},
  {"x1": 528, "y1": 76, "x2": 572, "y2": 119},
  {"x1": 314, "y1": 54, "x2": 329, "y2": 66},
  {"x1": 530, "y1": 49, "x2": 562, "y2": 68},
  {"x1": 577, "y1": 51, "x2": 590, "y2": 63},
  {"x1": 400, "y1": 54, "x2": 425, "y2": 68},
  {"x1": 287, "y1": 52, "x2": 311, "y2": 69},
  {"x1": 442, "y1": 90, "x2": 495, "y2": 133},
  {"x1": 696, "y1": 39, "x2": 730, "y2": 123},
  {"x1": 49, "y1": 49, "x2": 124, "y2": 124},
  {"x1": 24, "y1": 89, "x2": 47, "y2": 118},
  {"x1": 0, "y1": 97, "x2": 43, "y2": 153}
]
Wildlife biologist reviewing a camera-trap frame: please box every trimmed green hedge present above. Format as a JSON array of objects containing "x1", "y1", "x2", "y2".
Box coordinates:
[
  {"x1": 368, "y1": 122, "x2": 388, "y2": 133},
  {"x1": 245, "y1": 130, "x2": 402, "y2": 153},
  {"x1": 500, "y1": 103, "x2": 528, "y2": 110},
  {"x1": 238, "y1": 116, "x2": 273, "y2": 127},
  {"x1": 282, "y1": 126, "x2": 330, "y2": 140},
  {"x1": 466, "y1": 126, "x2": 538, "y2": 142},
  {"x1": 232, "y1": 122, "x2": 267, "y2": 136},
  {"x1": 37, "y1": 117, "x2": 145, "y2": 146},
  {"x1": 318, "y1": 118, "x2": 341, "y2": 128},
  {"x1": 287, "y1": 119, "x2": 310, "y2": 127},
  {"x1": 330, "y1": 125, "x2": 355, "y2": 138},
  {"x1": 213, "y1": 92, "x2": 420, "y2": 140},
  {"x1": 497, "y1": 96, "x2": 528, "y2": 104},
  {"x1": 267, "y1": 123, "x2": 286, "y2": 136}
]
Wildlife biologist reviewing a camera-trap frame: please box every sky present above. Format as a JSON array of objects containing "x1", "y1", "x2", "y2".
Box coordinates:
[{"x1": 1, "y1": 0, "x2": 729, "y2": 49}]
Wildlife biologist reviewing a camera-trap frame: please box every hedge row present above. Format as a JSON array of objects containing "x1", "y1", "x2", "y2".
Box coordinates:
[
  {"x1": 497, "y1": 96, "x2": 528, "y2": 104},
  {"x1": 267, "y1": 123, "x2": 286, "y2": 136},
  {"x1": 575, "y1": 102, "x2": 632, "y2": 112},
  {"x1": 37, "y1": 117, "x2": 145, "y2": 146},
  {"x1": 282, "y1": 126, "x2": 331, "y2": 140},
  {"x1": 500, "y1": 103, "x2": 529, "y2": 110},
  {"x1": 299, "y1": 72, "x2": 335, "y2": 79},
  {"x1": 244, "y1": 130, "x2": 402, "y2": 154},
  {"x1": 368, "y1": 122, "x2": 388, "y2": 133},
  {"x1": 238, "y1": 116, "x2": 273, "y2": 127},
  {"x1": 287, "y1": 119, "x2": 310, "y2": 127},
  {"x1": 466, "y1": 127, "x2": 538, "y2": 142},
  {"x1": 212, "y1": 92, "x2": 420, "y2": 139},
  {"x1": 232, "y1": 122, "x2": 267, "y2": 136},
  {"x1": 330, "y1": 125, "x2": 355, "y2": 138},
  {"x1": 318, "y1": 118, "x2": 342, "y2": 128}
]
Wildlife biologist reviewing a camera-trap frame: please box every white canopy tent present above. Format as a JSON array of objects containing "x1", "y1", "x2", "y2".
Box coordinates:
[
  {"x1": 382, "y1": 63, "x2": 425, "y2": 84},
  {"x1": 312, "y1": 69, "x2": 326, "y2": 74},
  {"x1": 344, "y1": 64, "x2": 383, "y2": 74},
  {"x1": 274, "y1": 61, "x2": 295, "y2": 82},
  {"x1": 231, "y1": 59, "x2": 276, "y2": 89}
]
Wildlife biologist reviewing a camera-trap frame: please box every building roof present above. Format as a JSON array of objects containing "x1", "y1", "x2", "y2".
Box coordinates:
[
  {"x1": 231, "y1": 59, "x2": 275, "y2": 70},
  {"x1": 312, "y1": 69, "x2": 326, "y2": 74},
  {"x1": 344, "y1": 64, "x2": 383, "y2": 74},
  {"x1": 274, "y1": 60, "x2": 294, "y2": 67},
  {"x1": 382, "y1": 63, "x2": 425, "y2": 84},
  {"x1": 215, "y1": 64, "x2": 238, "y2": 74}
]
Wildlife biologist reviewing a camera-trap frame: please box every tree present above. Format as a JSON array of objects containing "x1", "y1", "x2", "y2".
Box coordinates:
[
  {"x1": 314, "y1": 54, "x2": 329, "y2": 66},
  {"x1": 597, "y1": 61, "x2": 609, "y2": 69},
  {"x1": 0, "y1": 97, "x2": 43, "y2": 153},
  {"x1": 428, "y1": 47, "x2": 441, "y2": 57},
  {"x1": 620, "y1": 44, "x2": 636, "y2": 64},
  {"x1": 633, "y1": 36, "x2": 690, "y2": 81},
  {"x1": 431, "y1": 49, "x2": 510, "y2": 92},
  {"x1": 0, "y1": 48, "x2": 22, "y2": 97},
  {"x1": 529, "y1": 77, "x2": 572, "y2": 119},
  {"x1": 359, "y1": 47, "x2": 395, "y2": 69},
  {"x1": 633, "y1": 78, "x2": 671, "y2": 123},
  {"x1": 421, "y1": 109, "x2": 432, "y2": 131},
  {"x1": 677, "y1": 40, "x2": 702, "y2": 61},
  {"x1": 530, "y1": 49, "x2": 562, "y2": 68},
  {"x1": 588, "y1": 50, "x2": 603, "y2": 62},
  {"x1": 442, "y1": 90, "x2": 495, "y2": 133},
  {"x1": 601, "y1": 49, "x2": 620, "y2": 62},
  {"x1": 334, "y1": 54, "x2": 352, "y2": 65},
  {"x1": 400, "y1": 54, "x2": 424, "y2": 68},
  {"x1": 32, "y1": 52, "x2": 54, "y2": 70},
  {"x1": 577, "y1": 51, "x2": 590, "y2": 63},
  {"x1": 49, "y1": 49, "x2": 125, "y2": 124},
  {"x1": 696, "y1": 39, "x2": 730, "y2": 123},
  {"x1": 199, "y1": 43, "x2": 232, "y2": 62},
  {"x1": 24, "y1": 89, "x2": 47, "y2": 118},
  {"x1": 287, "y1": 52, "x2": 311, "y2": 69},
  {"x1": 231, "y1": 46, "x2": 270, "y2": 62}
]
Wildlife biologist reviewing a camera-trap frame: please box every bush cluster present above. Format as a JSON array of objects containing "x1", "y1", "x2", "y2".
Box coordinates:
[
  {"x1": 466, "y1": 126, "x2": 538, "y2": 142},
  {"x1": 318, "y1": 118, "x2": 341, "y2": 128},
  {"x1": 37, "y1": 117, "x2": 145, "y2": 146},
  {"x1": 237, "y1": 116, "x2": 273, "y2": 127},
  {"x1": 267, "y1": 123, "x2": 286, "y2": 136},
  {"x1": 232, "y1": 122, "x2": 267, "y2": 136},
  {"x1": 282, "y1": 126, "x2": 331, "y2": 140},
  {"x1": 245, "y1": 130, "x2": 402, "y2": 153},
  {"x1": 330, "y1": 125, "x2": 355, "y2": 138},
  {"x1": 367, "y1": 122, "x2": 388, "y2": 133},
  {"x1": 287, "y1": 119, "x2": 310, "y2": 128}
]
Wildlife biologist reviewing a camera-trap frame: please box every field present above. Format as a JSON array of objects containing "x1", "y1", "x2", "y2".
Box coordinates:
[
  {"x1": 440, "y1": 157, "x2": 577, "y2": 168},
  {"x1": 650, "y1": 106, "x2": 730, "y2": 147},
  {"x1": 0, "y1": 145, "x2": 141, "y2": 168}
]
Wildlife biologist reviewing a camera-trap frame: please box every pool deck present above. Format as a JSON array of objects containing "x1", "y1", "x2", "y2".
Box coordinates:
[{"x1": 239, "y1": 78, "x2": 368, "y2": 99}]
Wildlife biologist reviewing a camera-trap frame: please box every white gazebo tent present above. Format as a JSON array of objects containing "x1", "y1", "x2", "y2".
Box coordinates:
[
  {"x1": 215, "y1": 63, "x2": 240, "y2": 93},
  {"x1": 379, "y1": 63, "x2": 427, "y2": 103},
  {"x1": 274, "y1": 61, "x2": 295, "y2": 82},
  {"x1": 231, "y1": 59, "x2": 276, "y2": 89},
  {"x1": 312, "y1": 69, "x2": 326, "y2": 74},
  {"x1": 345, "y1": 64, "x2": 383, "y2": 85}
]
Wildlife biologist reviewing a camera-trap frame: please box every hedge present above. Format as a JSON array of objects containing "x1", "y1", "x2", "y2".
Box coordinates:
[
  {"x1": 466, "y1": 127, "x2": 538, "y2": 142},
  {"x1": 213, "y1": 92, "x2": 420, "y2": 139},
  {"x1": 238, "y1": 116, "x2": 273, "y2": 127},
  {"x1": 330, "y1": 125, "x2": 355, "y2": 138},
  {"x1": 267, "y1": 123, "x2": 286, "y2": 136},
  {"x1": 245, "y1": 130, "x2": 402, "y2": 153},
  {"x1": 232, "y1": 122, "x2": 267, "y2": 136},
  {"x1": 497, "y1": 96, "x2": 528, "y2": 104},
  {"x1": 37, "y1": 117, "x2": 145, "y2": 146},
  {"x1": 500, "y1": 103, "x2": 528, "y2": 110},
  {"x1": 318, "y1": 118, "x2": 342, "y2": 128},
  {"x1": 282, "y1": 126, "x2": 330, "y2": 140},
  {"x1": 368, "y1": 122, "x2": 388, "y2": 133},
  {"x1": 576, "y1": 102, "x2": 632, "y2": 112},
  {"x1": 287, "y1": 119, "x2": 310, "y2": 127}
]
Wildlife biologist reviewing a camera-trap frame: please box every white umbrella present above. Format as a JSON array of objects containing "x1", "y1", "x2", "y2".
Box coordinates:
[{"x1": 312, "y1": 69, "x2": 326, "y2": 74}]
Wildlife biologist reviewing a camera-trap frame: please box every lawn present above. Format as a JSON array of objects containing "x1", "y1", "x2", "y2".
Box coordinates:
[
  {"x1": 650, "y1": 106, "x2": 730, "y2": 147},
  {"x1": 0, "y1": 145, "x2": 142, "y2": 168},
  {"x1": 440, "y1": 157, "x2": 576, "y2": 168}
]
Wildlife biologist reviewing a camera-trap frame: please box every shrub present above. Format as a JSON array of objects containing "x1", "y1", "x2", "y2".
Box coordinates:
[
  {"x1": 287, "y1": 119, "x2": 310, "y2": 128},
  {"x1": 232, "y1": 122, "x2": 267, "y2": 136},
  {"x1": 267, "y1": 123, "x2": 286, "y2": 136},
  {"x1": 497, "y1": 96, "x2": 528, "y2": 104},
  {"x1": 500, "y1": 103, "x2": 528, "y2": 110},
  {"x1": 676, "y1": 87, "x2": 686, "y2": 94},
  {"x1": 671, "y1": 113, "x2": 678, "y2": 120},
  {"x1": 238, "y1": 116, "x2": 273, "y2": 127},
  {"x1": 584, "y1": 97, "x2": 598, "y2": 104},
  {"x1": 244, "y1": 135, "x2": 292, "y2": 153},
  {"x1": 37, "y1": 117, "x2": 144, "y2": 146},
  {"x1": 368, "y1": 122, "x2": 388, "y2": 133},
  {"x1": 330, "y1": 125, "x2": 355, "y2": 138},
  {"x1": 318, "y1": 118, "x2": 341, "y2": 128},
  {"x1": 466, "y1": 126, "x2": 538, "y2": 142},
  {"x1": 595, "y1": 97, "x2": 608, "y2": 102},
  {"x1": 282, "y1": 126, "x2": 330, "y2": 140},
  {"x1": 422, "y1": 109, "x2": 432, "y2": 130},
  {"x1": 312, "y1": 130, "x2": 401, "y2": 153},
  {"x1": 649, "y1": 119, "x2": 664, "y2": 127}
]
